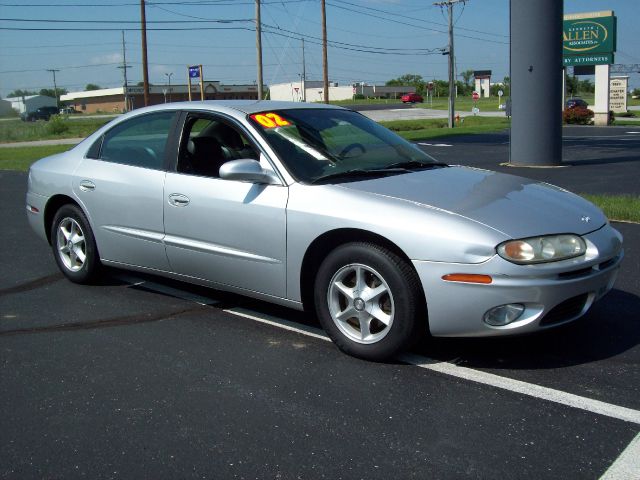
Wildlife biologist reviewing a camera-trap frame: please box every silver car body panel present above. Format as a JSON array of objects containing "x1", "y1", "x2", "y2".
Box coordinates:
[
  {"x1": 72, "y1": 159, "x2": 170, "y2": 271},
  {"x1": 163, "y1": 172, "x2": 288, "y2": 298},
  {"x1": 26, "y1": 101, "x2": 624, "y2": 338}
]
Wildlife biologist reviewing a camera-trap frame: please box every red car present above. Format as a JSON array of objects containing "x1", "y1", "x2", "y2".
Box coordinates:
[{"x1": 401, "y1": 93, "x2": 423, "y2": 103}]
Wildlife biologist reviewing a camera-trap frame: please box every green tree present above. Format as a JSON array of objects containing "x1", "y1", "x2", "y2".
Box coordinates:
[
  {"x1": 85, "y1": 83, "x2": 102, "y2": 91},
  {"x1": 386, "y1": 74, "x2": 425, "y2": 94},
  {"x1": 39, "y1": 88, "x2": 68, "y2": 98},
  {"x1": 460, "y1": 69, "x2": 474, "y2": 88},
  {"x1": 7, "y1": 89, "x2": 37, "y2": 98},
  {"x1": 565, "y1": 74, "x2": 579, "y2": 97}
]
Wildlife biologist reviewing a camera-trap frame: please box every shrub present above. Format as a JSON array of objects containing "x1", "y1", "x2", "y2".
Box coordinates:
[
  {"x1": 46, "y1": 114, "x2": 70, "y2": 135},
  {"x1": 563, "y1": 106, "x2": 593, "y2": 125},
  {"x1": 353, "y1": 93, "x2": 366, "y2": 100}
]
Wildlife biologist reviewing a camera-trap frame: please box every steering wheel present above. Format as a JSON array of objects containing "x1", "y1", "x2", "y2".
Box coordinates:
[{"x1": 339, "y1": 142, "x2": 366, "y2": 158}]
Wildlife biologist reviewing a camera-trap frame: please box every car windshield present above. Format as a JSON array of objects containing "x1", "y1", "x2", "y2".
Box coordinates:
[{"x1": 248, "y1": 108, "x2": 441, "y2": 184}]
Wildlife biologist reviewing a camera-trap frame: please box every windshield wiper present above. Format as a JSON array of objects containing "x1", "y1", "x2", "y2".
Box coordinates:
[
  {"x1": 381, "y1": 160, "x2": 448, "y2": 171},
  {"x1": 311, "y1": 168, "x2": 403, "y2": 184}
]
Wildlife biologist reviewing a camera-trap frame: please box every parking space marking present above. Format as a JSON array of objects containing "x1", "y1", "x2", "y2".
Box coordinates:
[
  {"x1": 219, "y1": 304, "x2": 640, "y2": 426},
  {"x1": 123, "y1": 279, "x2": 640, "y2": 473},
  {"x1": 401, "y1": 354, "x2": 640, "y2": 426},
  {"x1": 224, "y1": 307, "x2": 331, "y2": 342},
  {"x1": 599, "y1": 432, "x2": 640, "y2": 479}
]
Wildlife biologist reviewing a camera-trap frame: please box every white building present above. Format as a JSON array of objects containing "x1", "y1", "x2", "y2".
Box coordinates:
[
  {"x1": 0, "y1": 98, "x2": 13, "y2": 116},
  {"x1": 5, "y1": 95, "x2": 57, "y2": 114},
  {"x1": 270, "y1": 81, "x2": 416, "y2": 102}
]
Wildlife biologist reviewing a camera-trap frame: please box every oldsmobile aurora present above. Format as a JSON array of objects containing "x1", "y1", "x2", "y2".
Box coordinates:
[{"x1": 26, "y1": 101, "x2": 623, "y2": 360}]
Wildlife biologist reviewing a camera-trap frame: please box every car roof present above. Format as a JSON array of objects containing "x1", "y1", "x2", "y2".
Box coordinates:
[{"x1": 130, "y1": 100, "x2": 347, "y2": 117}]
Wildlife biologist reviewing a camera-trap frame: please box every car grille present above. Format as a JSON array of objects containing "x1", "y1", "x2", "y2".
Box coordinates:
[{"x1": 539, "y1": 294, "x2": 589, "y2": 326}]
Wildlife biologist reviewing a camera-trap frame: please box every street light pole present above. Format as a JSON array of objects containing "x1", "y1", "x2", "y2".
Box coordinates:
[{"x1": 165, "y1": 72, "x2": 173, "y2": 102}]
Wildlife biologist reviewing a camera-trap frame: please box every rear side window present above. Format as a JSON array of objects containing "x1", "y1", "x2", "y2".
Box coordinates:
[{"x1": 98, "y1": 111, "x2": 176, "y2": 170}]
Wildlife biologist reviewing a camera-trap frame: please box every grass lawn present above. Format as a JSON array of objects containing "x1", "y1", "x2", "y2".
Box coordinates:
[
  {"x1": 580, "y1": 194, "x2": 640, "y2": 223},
  {"x1": 0, "y1": 145, "x2": 72, "y2": 171},
  {"x1": 0, "y1": 117, "x2": 110, "y2": 143},
  {"x1": 382, "y1": 116, "x2": 510, "y2": 140}
]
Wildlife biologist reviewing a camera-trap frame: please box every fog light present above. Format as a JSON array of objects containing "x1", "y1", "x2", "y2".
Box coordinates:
[{"x1": 483, "y1": 304, "x2": 525, "y2": 326}]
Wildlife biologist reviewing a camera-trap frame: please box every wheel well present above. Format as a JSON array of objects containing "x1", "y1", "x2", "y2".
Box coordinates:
[
  {"x1": 44, "y1": 194, "x2": 80, "y2": 244},
  {"x1": 299, "y1": 228, "x2": 423, "y2": 313}
]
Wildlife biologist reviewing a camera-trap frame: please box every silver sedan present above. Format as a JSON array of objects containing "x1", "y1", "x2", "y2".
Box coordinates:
[{"x1": 26, "y1": 101, "x2": 623, "y2": 361}]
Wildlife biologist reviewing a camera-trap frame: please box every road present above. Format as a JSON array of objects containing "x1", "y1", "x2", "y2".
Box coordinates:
[{"x1": 1, "y1": 129, "x2": 640, "y2": 479}]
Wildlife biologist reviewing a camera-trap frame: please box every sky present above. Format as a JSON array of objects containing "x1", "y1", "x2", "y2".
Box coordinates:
[{"x1": 0, "y1": 0, "x2": 638, "y2": 99}]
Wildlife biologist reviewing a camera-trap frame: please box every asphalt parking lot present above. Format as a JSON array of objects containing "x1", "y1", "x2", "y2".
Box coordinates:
[{"x1": 1, "y1": 127, "x2": 639, "y2": 479}]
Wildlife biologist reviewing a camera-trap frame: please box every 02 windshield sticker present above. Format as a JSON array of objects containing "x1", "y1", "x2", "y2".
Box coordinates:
[{"x1": 250, "y1": 112, "x2": 291, "y2": 128}]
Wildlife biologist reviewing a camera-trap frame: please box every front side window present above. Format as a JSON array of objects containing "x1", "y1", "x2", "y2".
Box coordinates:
[
  {"x1": 98, "y1": 111, "x2": 176, "y2": 170},
  {"x1": 177, "y1": 114, "x2": 258, "y2": 177},
  {"x1": 249, "y1": 108, "x2": 440, "y2": 183}
]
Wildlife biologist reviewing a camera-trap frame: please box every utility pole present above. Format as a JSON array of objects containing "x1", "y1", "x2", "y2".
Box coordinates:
[
  {"x1": 165, "y1": 72, "x2": 173, "y2": 102},
  {"x1": 434, "y1": 0, "x2": 466, "y2": 128},
  {"x1": 140, "y1": 0, "x2": 150, "y2": 106},
  {"x1": 301, "y1": 38, "x2": 306, "y2": 102},
  {"x1": 256, "y1": 0, "x2": 264, "y2": 100},
  {"x1": 46, "y1": 69, "x2": 60, "y2": 109},
  {"x1": 321, "y1": 0, "x2": 329, "y2": 104},
  {"x1": 117, "y1": 30, "x2": 132, "y2": 112}
]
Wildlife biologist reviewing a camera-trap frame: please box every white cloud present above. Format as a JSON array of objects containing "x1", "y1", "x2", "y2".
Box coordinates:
[{"x1": 90, "y1": 53, "x2": 123, "y2": 65}]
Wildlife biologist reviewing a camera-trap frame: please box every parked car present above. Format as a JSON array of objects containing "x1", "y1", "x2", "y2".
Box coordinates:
[
  {"x1": 401, "y1": 93, "x2": 423, "y2": 103},
  {"x1": 20, "y1": 106, "x2": 59, "y2": 122},
  {"x1": 25, "y1": 101, "x2": 623, "y2": 361},
  {"x1": 60, "y1": 106, "x2": 81, "y2": 115},
  {"x1": 565, "y1": 97, "x2": 589, "y2": 109}
]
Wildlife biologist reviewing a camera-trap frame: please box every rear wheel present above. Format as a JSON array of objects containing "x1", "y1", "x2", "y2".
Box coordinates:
[
  {"x1": 51, "y1": 204, "x2": 101, "y2": 284},
  {"x1": 314, "y1": 242, "x2": 424, "y2": 361}
]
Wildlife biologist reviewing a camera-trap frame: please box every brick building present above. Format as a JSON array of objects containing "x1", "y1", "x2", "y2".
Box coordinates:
[{"x1": 61, "y1": 81, "x2": 260, "y2": 114}]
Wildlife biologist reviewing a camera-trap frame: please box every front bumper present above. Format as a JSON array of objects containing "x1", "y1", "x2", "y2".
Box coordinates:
[{"x1": 413, "y1": 223, "x2": 623, "y2": 337}]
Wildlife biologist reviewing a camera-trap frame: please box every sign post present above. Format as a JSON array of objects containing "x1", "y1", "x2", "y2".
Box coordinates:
[
  {"x1": 188, "y1": 65, "x2": 204, "y2": 101},
  {"x1": 562, "y1": 11, "x2": 617, "y2": 125}
]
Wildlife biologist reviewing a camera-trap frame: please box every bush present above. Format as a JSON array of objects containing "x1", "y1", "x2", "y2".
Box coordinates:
[
  {"x1": 46, "y1": 115, "x2": 70, "y2": 135},
  {"x1": 353, "y1": 93, "x2": 366, "y2": 100},
  {"x1": 563, "y1": 106, "x2": 594, "y2": 125}
]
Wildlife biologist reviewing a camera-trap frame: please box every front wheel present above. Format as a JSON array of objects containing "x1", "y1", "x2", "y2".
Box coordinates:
[
  {"x1": 51, "y1": 204, "x2": 101, "y2": 284},
  {"x1": 314, "y1": 242, "x2": 424, "y2": 361}
]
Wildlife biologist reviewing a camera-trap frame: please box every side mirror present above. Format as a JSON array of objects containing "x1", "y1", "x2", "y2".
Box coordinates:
[{"x1": 219, "y1": 158, "x2": 281, "y2": 185}]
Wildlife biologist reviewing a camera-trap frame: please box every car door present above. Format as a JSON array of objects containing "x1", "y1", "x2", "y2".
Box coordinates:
[
  {"x1": 163, "y1": 113, "x2": 288, "y2": 298},
  {"x1": 73, "y1": 111, "x2": 177, "y2": 271}
]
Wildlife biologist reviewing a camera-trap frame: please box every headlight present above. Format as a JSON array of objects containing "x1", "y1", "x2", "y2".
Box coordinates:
[{"x1": 497, "y1": 234, "x2": 586, "y2": 264}]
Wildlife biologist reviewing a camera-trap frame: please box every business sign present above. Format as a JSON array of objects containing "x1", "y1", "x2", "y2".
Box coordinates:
[
  {"x1": 563, "y1": 53, "x2": 614, "y2": 67},
  {"x1": 189, "y1": 65, "x2": 201, "y2": 78},
  {"x1": 563, "y1": 11, "x2": 616, "y2": 56},
  {"x1": 609, "y1": 76, "x2": 628, "y2": 113}
]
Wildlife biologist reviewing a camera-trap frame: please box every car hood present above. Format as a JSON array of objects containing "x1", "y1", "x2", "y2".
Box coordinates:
[{"x1": 337, "y1": 166, "x2": 607, "y2": 238}]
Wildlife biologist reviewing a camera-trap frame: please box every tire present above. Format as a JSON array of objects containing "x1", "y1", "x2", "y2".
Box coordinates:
[
  {"x1": 314, "y1": 242, "x2": 424, "y2": 361},
  {"x1": 51, "y1": 204, "x2": 101, "y2": 284}
]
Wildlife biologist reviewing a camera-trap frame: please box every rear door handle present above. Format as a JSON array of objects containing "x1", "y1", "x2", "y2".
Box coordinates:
[
  {"x1": 79, "y1": 180, "x2": 96, "y2": 192},
  {"x1": 168, "y1": 193, "x2": 190, "y2": 207}
]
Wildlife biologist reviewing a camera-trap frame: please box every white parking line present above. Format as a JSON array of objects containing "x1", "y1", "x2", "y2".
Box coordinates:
[
  {"x1": 131, "y1": 279, "x2": 640, "y2": 474},
  {"x1": 599, "y1": 432, "x2": 640, "y2": 479},
  {"x1": 220, "y1": 305, "x2": 640, "y2": 425},
  {"x1": 401, "y1": 353, "x2": 640, "y2": 426}
]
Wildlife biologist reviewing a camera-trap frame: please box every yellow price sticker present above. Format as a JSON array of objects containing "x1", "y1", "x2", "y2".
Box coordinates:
[{"x1": 251, "y1": 112, "x2": 291, "y2": 128}]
